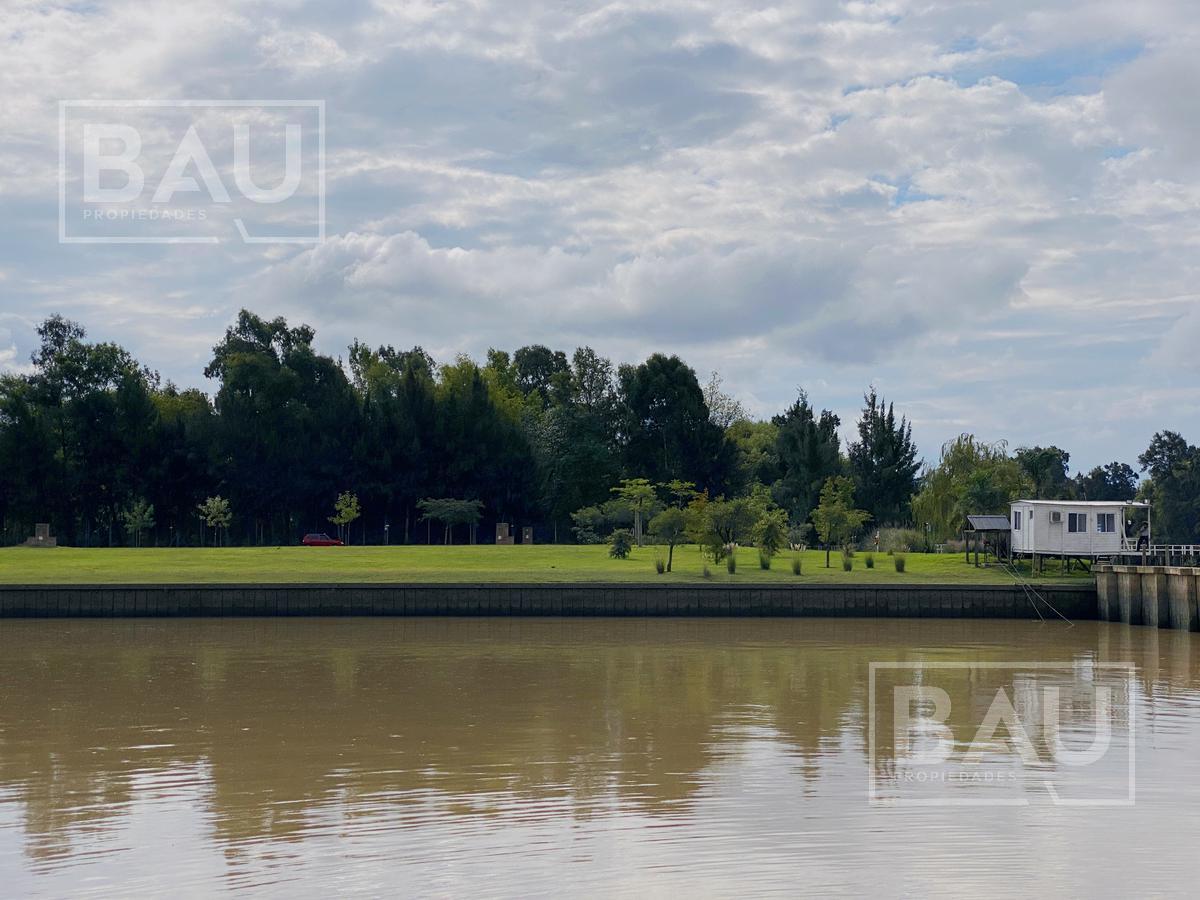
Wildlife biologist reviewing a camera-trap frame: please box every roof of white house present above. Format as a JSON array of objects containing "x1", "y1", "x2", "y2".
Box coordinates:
[{"x1": 1012, "y1": 499, "x2": 1150, "y2": 508}]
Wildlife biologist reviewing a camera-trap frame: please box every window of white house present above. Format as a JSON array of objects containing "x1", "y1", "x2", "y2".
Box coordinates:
[
  {"x1": 1013, "y1": 511, "x2": 1022, "y2": 531},
  {"x1": 1098, "y1": 513, "x2": 1115, "y2": 533},
  {"x1": 1068, "y1": 512, "x2": 1088, "y2": 533}
]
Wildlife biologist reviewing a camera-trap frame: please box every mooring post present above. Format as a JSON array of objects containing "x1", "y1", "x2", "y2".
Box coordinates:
[
  {"x1": 1115, "y1": 567, "x2": 1142, "y2": 627},
  {"x1": 1095, "y1": 565, "x2": 1115, "y2": 621},
  {"x1": 1166, "y1": 567, "x2": 1199, "y2": 632}
]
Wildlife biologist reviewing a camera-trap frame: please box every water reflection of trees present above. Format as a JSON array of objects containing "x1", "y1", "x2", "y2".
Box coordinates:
[{"x1": 0, "y1": 618, "x2": 1196, "y2": 862}]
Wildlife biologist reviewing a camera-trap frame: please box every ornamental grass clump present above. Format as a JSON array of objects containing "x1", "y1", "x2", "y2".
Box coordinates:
[
  {"x1": 864, "y1": 552, "x2": 875, "y2": 569},
  {"x1": 894, "y1": 553, "x2": 907, "y2": 573},
  {"x1": 726, "y1": 551, "x2": 737, "y2": 574},
  {"x1": 792, "y1": 554, "x2": 802, "y2": 576},
  {"x1": 759, "y1": 549, "x2": 771, "y2": 570},
  {"x1": 655, "y1": 555, "x2": 666, "y2": 575}
]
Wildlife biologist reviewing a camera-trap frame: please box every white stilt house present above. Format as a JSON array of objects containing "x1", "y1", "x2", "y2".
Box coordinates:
[{"x1": 1009, "y1": 499, "x2": 1151, "y2": 561}]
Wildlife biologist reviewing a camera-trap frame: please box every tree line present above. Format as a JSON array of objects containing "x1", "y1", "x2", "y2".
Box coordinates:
[{"x1": 0, "y1": 310, "x2": 1195, "y2": 547}]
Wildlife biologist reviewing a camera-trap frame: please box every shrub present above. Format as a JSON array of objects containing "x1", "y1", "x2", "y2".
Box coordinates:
[
  {"x1": 703, "y1": 564, "x2": 712, "y2": 579},
  {"x1": 842, "y1": 558, "x2": 853, "y2": 572},
  {"x1": 655, "y1": 556, "x2": 666, "y2": 575},
  {"x1": 864, "y1": 552, "x2": 875, "y2": 569},
  {"x1": 608, "y1": 529, "x2": 634, "y2": 559},
  {"x1": 759, "y1": 549, "x2": 771, "y2": 570},
  {"x1": 788, "y1": 523, "x2": 812, "y2": 550},
  {"x1": 791, "y1": 554, "x2": 802, "y2": 576},
  {"x1": 573, "y1": 500, "x2": 636, "y2": 543},
  {"x1": 894, "y1": 553, "x2": 907, "y2": 573},
  {"x1": 726, "y1": 551, "x2": 737, "y2": 574},
  {"x1": 879, "y1": 527, "x2": 924, "y2": 554}
]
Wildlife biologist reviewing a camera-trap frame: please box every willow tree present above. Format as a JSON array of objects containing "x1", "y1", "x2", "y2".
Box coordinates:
[{"x1": 911, "y1": 435, "x2": 1030, "y2": 542}]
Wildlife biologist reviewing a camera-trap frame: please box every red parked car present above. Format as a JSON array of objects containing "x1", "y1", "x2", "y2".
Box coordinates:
[{"x1": 301, "y1": 533, "x2": 343, "y2": 546}]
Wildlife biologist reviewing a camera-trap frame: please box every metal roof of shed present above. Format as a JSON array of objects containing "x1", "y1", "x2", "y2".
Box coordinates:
[{"x1": 965, "y1": 515, "x2": 1011, "y2": 531}]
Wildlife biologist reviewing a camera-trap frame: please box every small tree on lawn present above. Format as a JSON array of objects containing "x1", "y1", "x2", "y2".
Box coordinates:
[
  {"x1": 812, "y1": 476, "x2": 871, "y2": 568},
  {"x1": 417, "y1": 498, "x2": 485, "y2": 544},
  {"x1": 611, "y1": 477, "x2": 656, "y2": 546},
  {"x1": 649, "y1": 507, "x2": 687, "y2": 572},
  {"x1": 695, "y1": 497, "x2": 757, "y2": 562},
  {"x1": 752, "y1": 507, "x2": 788, "y2": 558},
  {"x1": 198, "y1": 495, "x2": 232, "y2": 547},
  {"x1": 121, "y1": 498, "x2": 155, "y2": 547},
  {"x1": 329, "y1": 491, "x2": 362, "y2": 545}
]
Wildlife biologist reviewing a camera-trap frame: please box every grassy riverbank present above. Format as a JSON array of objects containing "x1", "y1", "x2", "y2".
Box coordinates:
[{"x1": 0, "y1": 545, "x2": 1089, "y2": 585}]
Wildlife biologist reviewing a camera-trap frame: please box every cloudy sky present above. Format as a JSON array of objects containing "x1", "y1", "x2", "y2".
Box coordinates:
[{"x1": 2, "y1": 0, "x2": 1198, "y2": 470}]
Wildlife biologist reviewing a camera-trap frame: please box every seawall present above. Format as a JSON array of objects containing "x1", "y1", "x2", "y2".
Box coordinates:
[
  {"x1": 0, "y1": 582, "x2": 1097, "y2": 619},
  {"x1": 1096, "y1": 565, "x2": 1199, "y2": 631}
]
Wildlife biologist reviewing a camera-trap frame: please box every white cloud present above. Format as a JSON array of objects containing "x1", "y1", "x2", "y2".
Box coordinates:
[{"x1": 0, "y1": 0, "x2": 1198, "y2": 467}]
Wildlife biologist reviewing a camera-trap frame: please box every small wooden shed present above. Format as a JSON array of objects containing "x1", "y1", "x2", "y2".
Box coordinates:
[{"x1": 963, "y1": 514, "x2": 1011, "y2": 566}]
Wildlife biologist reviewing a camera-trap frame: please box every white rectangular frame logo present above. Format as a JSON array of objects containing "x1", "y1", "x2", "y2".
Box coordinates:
[
  {"x1": 58, "y1": 99, "x2": 325, "y2": 245},
  {"x1": 868, "y1": 661, "x2": 1136, "y2": 808}
]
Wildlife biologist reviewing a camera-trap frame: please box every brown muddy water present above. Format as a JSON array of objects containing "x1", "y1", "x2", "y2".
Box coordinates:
[{"x1": 1, "y1": 618, "x2": 1198, "y2": 897}]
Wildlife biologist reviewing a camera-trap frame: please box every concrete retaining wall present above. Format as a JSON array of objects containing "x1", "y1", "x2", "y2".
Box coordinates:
[
  {"x1": 0, "y1": 582, "x2": 1097, "y2": 619},
  {"x1": 1095, "y1": 566, "x2": 1199, "y2": 632}
]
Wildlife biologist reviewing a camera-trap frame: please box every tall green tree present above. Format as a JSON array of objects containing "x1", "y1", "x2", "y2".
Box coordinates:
[
  {"x1": 205, "y1": 310, "x2": 360, "y2": 544},
  {"x1": 1014, "y1": 446, "x2": 1072, "y2": 499},
  {"x1": 512, "y1": 344, "x2": 570, "y2": 408},
  {"x1": 350, "y1": 341, "x2": 437, "y2": 543},
  {"x1": 11, "y1": 315, "x2": 161, "y2": 545},
  {"x1": 617, "y1": 354, "x2": 734, "y2": 493},
  {"x1": 1074, "y1": 462, "x2": 1138, "y2": 501},
  {"x1": 1138, "y1": 432, "x2": 1200, "y2": 544},
  {"x1": 727, "y1": 419, "x2": 780, "y2": 495},
  {"x1": 771, "y1": 392, "x2": 842, "y2": 528},
  {"x1": 436, "y1": 356, "x2": 534, "y2": 529},
  {"x1": 527, "y1": 347, "x2": 621, "y2": 541},
  {"x1": 848, "y1": 388, "x2": 920, "y2": 525}
]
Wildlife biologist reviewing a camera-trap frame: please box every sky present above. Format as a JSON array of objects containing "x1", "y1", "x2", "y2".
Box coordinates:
[{"x1": 1, "y1": 0, "x2": 1198, "y2": 473}]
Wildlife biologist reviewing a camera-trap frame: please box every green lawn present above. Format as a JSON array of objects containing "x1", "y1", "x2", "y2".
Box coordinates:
[{"x1": 0, "y1": 544, "x2": 1090, "y2": 585}]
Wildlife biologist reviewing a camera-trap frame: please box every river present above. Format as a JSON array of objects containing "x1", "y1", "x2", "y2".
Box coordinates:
[{"x1": 1, "y1": 618, "x2": 1198, "y2": 896}]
